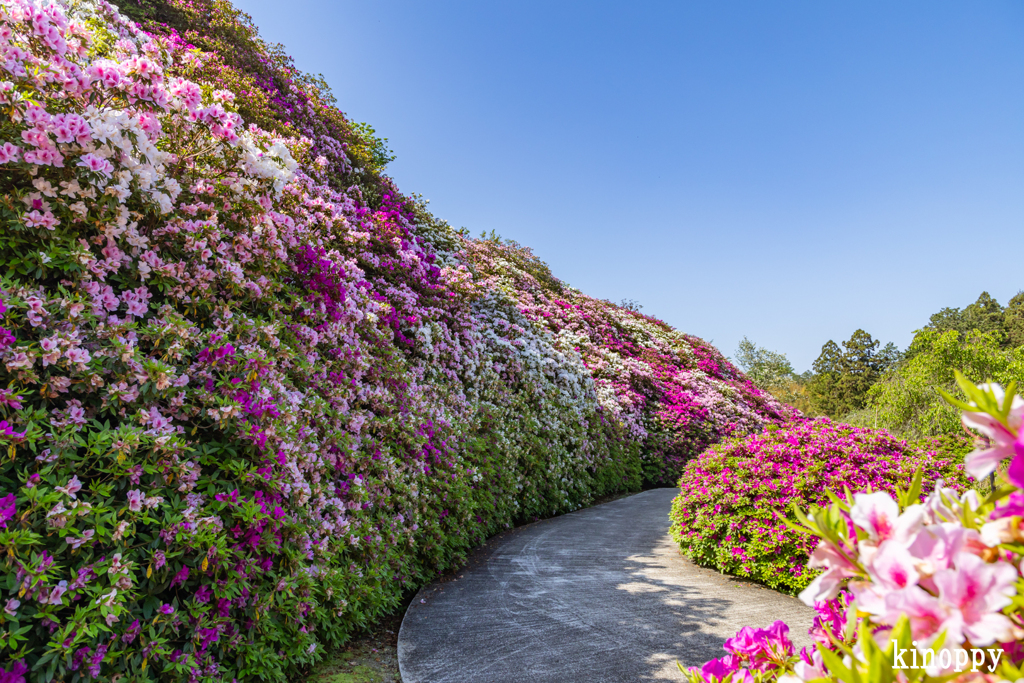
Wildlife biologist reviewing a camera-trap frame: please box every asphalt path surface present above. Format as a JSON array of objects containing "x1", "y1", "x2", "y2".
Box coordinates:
[{"x1": 398, "y1": 488, "x2": 814, "y2": 682}]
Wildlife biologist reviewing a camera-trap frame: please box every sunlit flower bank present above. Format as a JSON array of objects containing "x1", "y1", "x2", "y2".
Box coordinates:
[
  {"x1": 0, "y1": 1, "x2": 789, "y2": 680},
  {"x1": 686, "y1": 379, "x2": 1024, "y2": 682},
  {"x1": 670, "y1": 419, "x2": 969, "y2": 594}
]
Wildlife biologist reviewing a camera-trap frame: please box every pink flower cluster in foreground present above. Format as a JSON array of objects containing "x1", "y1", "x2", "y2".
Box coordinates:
[{"x1": 688, "y1": 380, "x2": 1024, "y2": 682}]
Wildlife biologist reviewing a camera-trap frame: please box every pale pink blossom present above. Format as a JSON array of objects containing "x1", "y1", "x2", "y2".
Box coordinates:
[
  {"x1": 798, "y1": 539, "x2": 859, "y2": 605},
  {"x1": 0, "y1": 142, "x2": 21, "y2": 163},
  {"x1": 933, "y1": 552, "x2": 1018, "y2": 646},
  {"x1": 23, "y1": 209, "x2": 58, "y2": 230},
  {"x1": 23, "y1": 147, "x2": 64, "y2": 167},
  {"x1": 77, "y1": 152, "x2": 114, "y2": 177},
  {"x1": 961, "y1": 383, "x2": 1024, "y2": 479},
  {"x1": 65, "y1": 529, "x2": 94, "y2": 549},
  {"x1": 56, "y1": 475, "x2": 82, "y2": 499},
  {"x1": 907, "y1": 523, "x2": 984, "y2": 577},
  {"x1": 65, "y1": 347, "x2": 91, "y2": 365}
]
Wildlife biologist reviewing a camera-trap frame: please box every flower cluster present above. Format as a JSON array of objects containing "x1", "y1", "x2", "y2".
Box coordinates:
[
  {"x1": 0, "y1": 1, "x2": 782, "y2": 681},
  {"x1": 462, "y1": 237, "x2": 798, "y2": 485},
  {"x1": 687, "y1": 378, "x2": 1024, "y2": 682},
  {"x1": 670, "y1": 419, "x2": 969, "y2": 593},
  {"x1": 0, "y1": 1, "x2": 790, "y2": 679}
]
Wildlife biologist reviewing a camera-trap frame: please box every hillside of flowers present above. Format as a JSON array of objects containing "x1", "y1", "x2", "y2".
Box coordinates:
[
  {"x1": 670, "y1": 419, "x2": 969, "y2": 594},
  {"x1": 463, "y1": 237, "x2": 798, "y2": 485},
  {"x1": 685, "y1": 378, "x2": 1024, "y2": 682},
  {"x1": 0, "y1": 0, "x2": 792, "y2": 681}
]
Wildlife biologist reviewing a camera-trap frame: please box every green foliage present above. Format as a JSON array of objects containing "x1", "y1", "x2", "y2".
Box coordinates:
[
  {"x1": 807, "y1": 331, "x2": 899, "y2": 418},
  {"x1": 733, "y1": 337, "x2": 816, "y2": 414},
  {"x1": 1004, "y1": 291, "x2": 1024, "y2": 348},
  {"x1": 867, "y1": 328, "x2": 1024, "y2": 438},
  {"x1": 734, "y1": 337, "x2": 795, "y2": 391},
  {"x1": 920, "y1": 290, "x2": 1024, "y2": 350}
]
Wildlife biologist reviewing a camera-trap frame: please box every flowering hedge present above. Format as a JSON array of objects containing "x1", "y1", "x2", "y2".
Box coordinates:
[
  {"x1": 685, "y1": 379, "x2": 1024, "y2": 682},
  {"x1": 670, "y1": 419, "x2": 969, "y2": 594},
  {"x1": 462, "y1": 237, "x2": 798, "y2": 485},
  {"x1": 0, "y1": 1, "x2": 785, "y2": 681}
]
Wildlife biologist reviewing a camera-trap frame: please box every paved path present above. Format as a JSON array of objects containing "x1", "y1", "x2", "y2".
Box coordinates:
[{"x1": 398, "y1": 489, "x2": 814, "y2": 683}]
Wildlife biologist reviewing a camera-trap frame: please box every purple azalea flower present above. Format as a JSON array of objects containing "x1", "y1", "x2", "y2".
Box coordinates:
[
  {"x1": 170, "y1": 565, "x2": 190, "y2": 588},
  {"x1": 0, "y1": 659, "x2": 28, "y2": 683},
  {"x1": 0, "y1": 494, "x2": 14, "y2": 529}
]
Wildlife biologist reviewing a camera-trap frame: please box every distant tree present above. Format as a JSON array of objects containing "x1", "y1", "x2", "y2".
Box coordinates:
[
  {"x1": 807, "y1": 330, "x2": 897, "y2": 417},
  {"x1": 733, "y1": 337, "x2": 813, "y2": 413},
  {"x1": 1005, "y1": 291, "x2": 1024, "y2": 348},
  {"x1": 838, "y1": 329, "x2": 881, "y2": 410},
  {"x1": 877, "y1": 342, "x2": 903, "y2": 369},
  {"x1": 868, "y1": 328, "x2": 1024, "y2": 437},
  {"x1": 808, "y1": 340, "x2": 845, "y2": 416},
  {"x1": 926, "y1": 306, "x2": 969, "y2": 336},
  {"x1": 618, "y1": 298, "x2": 644, "y2": 312},
  {"x1": 734, "y1": 337, "x2": 795, "y2": 390},
  {"x1": 922, "y1": 291, "x2": 1007, "y2": 346},
  {"x1": 962, "y1": 291, "x2": 1006, "y2": 338}
]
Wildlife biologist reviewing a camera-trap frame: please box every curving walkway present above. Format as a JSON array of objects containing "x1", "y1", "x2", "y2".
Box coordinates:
[{"x1": 398, "y1": 488, "x2": 815, "y2": 683}]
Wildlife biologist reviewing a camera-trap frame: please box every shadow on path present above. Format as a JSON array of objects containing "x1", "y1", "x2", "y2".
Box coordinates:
[{"x1": 398, "y1": 488, "x2": 814, "y2": 683}]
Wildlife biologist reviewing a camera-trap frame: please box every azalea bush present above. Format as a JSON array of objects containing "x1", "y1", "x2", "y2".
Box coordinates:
[
  {"x1": 463, "y1": 236, "x2": 798, "y2": 485},
  {"x1": 685, "y1": 377, "x2": 1024, "y2": 682},
  {"x1": 0, "y1": 1, "x2": 779, "y2": 681},
  {"x1": 670, "y1": 419, "x2": 969, "y2": 594}
]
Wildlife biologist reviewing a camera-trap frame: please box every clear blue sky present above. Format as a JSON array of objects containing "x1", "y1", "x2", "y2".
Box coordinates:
[{"x1": 231, "y1": 0, "x2": 1024, "y2": 371}]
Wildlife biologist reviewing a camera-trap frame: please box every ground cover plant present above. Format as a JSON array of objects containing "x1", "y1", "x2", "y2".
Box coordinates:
[
  {"x1": 670, "y1": 419, "x2": 970, "y2": 594},
  {"x1": 0, "y1": 1, "x2": 789, "y2": 681},
  {"x1": 684, "y1": 378, "x2": 1024, "y2": 682}
]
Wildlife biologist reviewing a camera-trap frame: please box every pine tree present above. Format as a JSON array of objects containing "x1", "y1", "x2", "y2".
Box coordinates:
[
  {"x1": 808, "y1": 331, "x2": 896, "y2": 417},
  {"x1": 839, "y1": 329, "x2": 881, "y2": 411},
  {"x1": 808, "y1": 340, "x2": 845, "y2": 416}
]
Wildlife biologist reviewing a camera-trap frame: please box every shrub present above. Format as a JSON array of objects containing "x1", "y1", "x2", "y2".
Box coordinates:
[
  {"x1": 0, "y1": 1, "x2": 776, "y2": 680},
  {"x1": 685, "y1": 379, "x2": 1024, "y2": 682},
  {"x1": 462, "y1": 237, "x2": 798, "y2": 485},
  {"x1": 670, "y1": 419, "x2": 970, "y2": 594},
  {"x1": 0, "y1": 2, "x2": 638, "y2": 680}
]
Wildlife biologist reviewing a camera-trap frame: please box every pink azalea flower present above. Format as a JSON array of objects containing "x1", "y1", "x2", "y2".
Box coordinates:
[
  {"x1": 76, "y1": 153, "x2": 113, "y2": 177},
  {"x1": 0, "y1": 142, "x2": 21, "y2": 163},
  {"x1": 850, "y1": 491, "x2": 900, "y2": 545},
  {"x1": 1010, "y1": 431, "x2": 1024, "y2": 488},
  {"x1": 857, "y1": 540, "x2": 920, "y2": 615},
  {"x1": 933, "y1": 552, "x2": 1018, "y2": 646},
  {"x1": 907, "y1": 523, "x2": 984, "y2": 576},
  {"x1": 56, "y1": 475, "x2": 82, "y2": 499},
  {"x1": 126, "y1": 489, "x2": 143, "y2": 512},
  {"x1": 23, "y1": 209, "x2": 58, "y2": 230},
  {"x1": 793, "y1": 648, "x2": 826, "y2": 681},
  {"x1": 961, "y1": 384, "x2": 1024, "y2": 479},
  {"x1": 990, "y1": 490, "x2": 1024, "y2": 520},
  {"x1": 882, "y1": 585, "x2": 953, "y2": 644},
  {"x1": 65, "y1": 529, "x2": 94, "y2": 549},
  {"x1": 799, "y1": 537, "x2": 860, "y2": 605}
]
